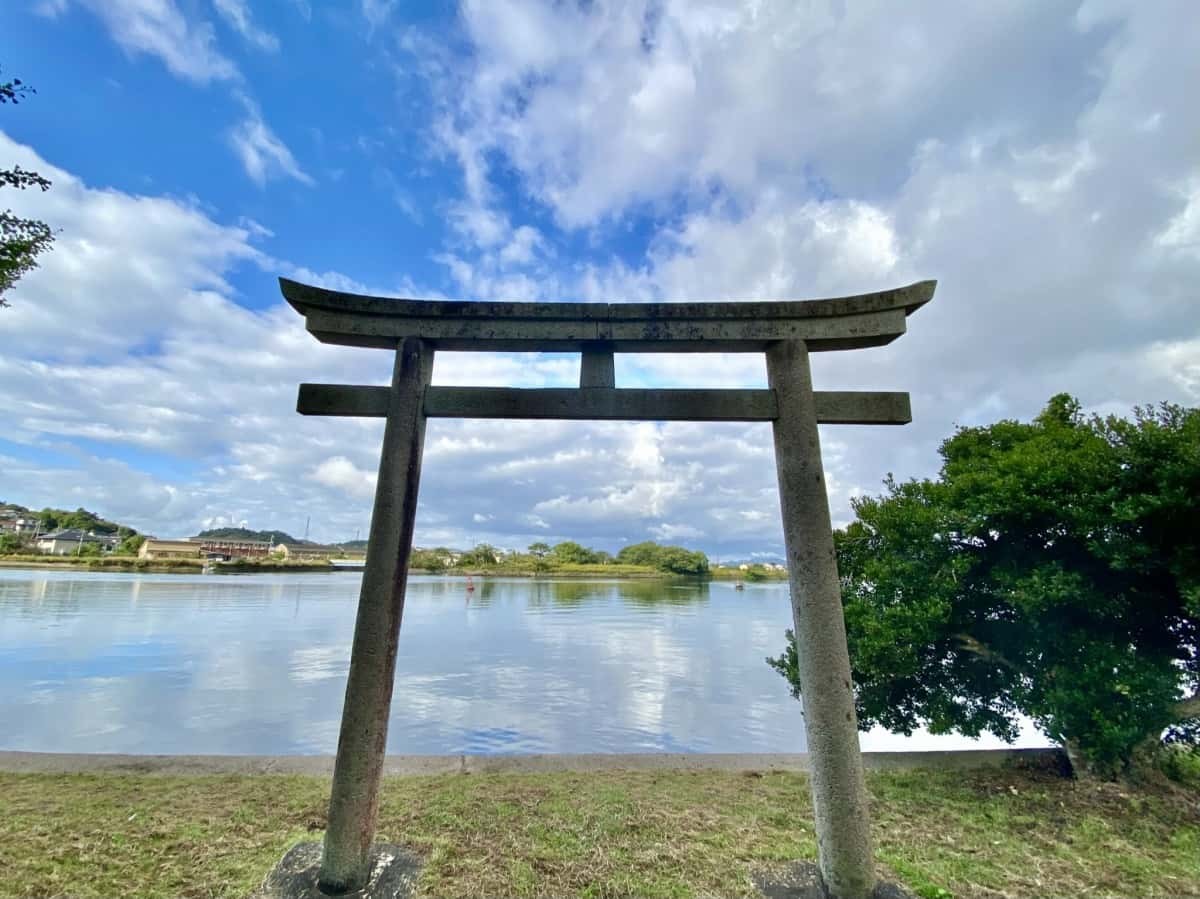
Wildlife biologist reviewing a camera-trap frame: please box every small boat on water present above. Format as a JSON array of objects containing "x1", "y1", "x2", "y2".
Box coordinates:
[{"x1": 734, "y1": 581, "x2": 744, "y2": 591}]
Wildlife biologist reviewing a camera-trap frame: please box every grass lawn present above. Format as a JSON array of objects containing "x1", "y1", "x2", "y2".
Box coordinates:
[{"x1": 3, "y1": 763, "x2": 1197, "y2": 898}]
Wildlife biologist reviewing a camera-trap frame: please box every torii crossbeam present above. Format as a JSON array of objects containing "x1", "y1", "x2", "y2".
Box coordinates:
[{"x1": 285, "y1": 277, "x2": 937, "y2": 899}]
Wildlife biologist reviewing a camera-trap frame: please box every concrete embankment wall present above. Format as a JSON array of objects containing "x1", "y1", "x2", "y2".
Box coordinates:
[{"x1": 0, "y1": 748, "x2": 1062, "y2": 776}]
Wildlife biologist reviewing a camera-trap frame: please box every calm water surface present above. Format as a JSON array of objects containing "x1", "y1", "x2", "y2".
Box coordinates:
[{"x1": 0, "y1": 569, "x2": 807, "y2": 755}]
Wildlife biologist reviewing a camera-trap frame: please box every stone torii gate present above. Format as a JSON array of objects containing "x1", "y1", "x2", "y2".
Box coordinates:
[{"x1": 283, "y1": 277, "x2": 936, "y2": 899}]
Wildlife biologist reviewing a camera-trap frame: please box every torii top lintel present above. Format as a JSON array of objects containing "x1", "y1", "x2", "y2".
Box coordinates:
[{"x1": 281, "y1": 278, "x2": 935, "y2": 353}]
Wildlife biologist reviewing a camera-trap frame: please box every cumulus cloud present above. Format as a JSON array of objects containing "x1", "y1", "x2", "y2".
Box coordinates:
[
  {"x1": 311, "y1": 457, "x2": 376, "y2": 499},
  {"x1": 417, "y1": 0, "x2": 1200, "y2": 527},
  {"x1": 7, "y1": 1, "x2": 1200, "y2": 560},
  {"x1": 0, "y1": 136, "x2": 795, "y2": 553}
]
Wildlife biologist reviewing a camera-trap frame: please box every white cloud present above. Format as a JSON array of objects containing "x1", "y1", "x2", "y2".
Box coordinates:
[
  {"x1": 361, "y1": 0, "x2": 395, "y2": 31},
  {"x1": 50, "y1": 0, "x2": 237, "y2": 84},
  {"x1": 0, "y1": 133, "x2": 260, "y2": 359},
  {"x1": 408, "y1": 0, "x2": 1200, "y2": 545},
  {"x1": 212, "y1": 0, "x2": 279, "y2": 52},
  {"x1": 432, "y1": 0, "x2": 1120, "y2": 228},
  {"x1": 311, "y1": 457, "x2": 376, "y2": 498},
  {"x1": 228, "y1": 100, "x2": 315, "y2": 186},
  {"x1": 6, "y1": 0, "x2": 1200, "y2": 561},
  {"x1": 0, "y1": 136, "x2": 793, "y2": 553}
]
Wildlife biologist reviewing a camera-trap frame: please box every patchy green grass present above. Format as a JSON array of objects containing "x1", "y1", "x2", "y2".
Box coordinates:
[{"x1": 2, "y1": 764, "x2": 1197, "y2": 898}]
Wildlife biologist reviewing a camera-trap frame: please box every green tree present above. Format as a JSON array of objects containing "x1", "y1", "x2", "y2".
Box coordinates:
[
  {"x1": 615, "y1": 541, "x2": 659, "y2": 567},
  {"x1": 551, "y1": 540, "x2": 600, "y2": 565},
  {"x1": 460, "y1": 543, "x2": 500, "y2": 567},
  {"x1": 768, "y1": 395, "x2": 1200, "y2": 777},
  {"x1": 528, "y1": 541, "x2": 551, "y2": 574},
  {"x1": 616, "y1": 541, "x2": 709, "y2": 575},
  {"x1": 0, "y1": 532, "x2": 24, "y2": 554},
  {"x1": 1, "y1": 67, "x2": 54, "y2": 307},
  {"x1": 409, "y1": 549, "x2": 445, "y2": 572},
  {"x1": 118, "y1": 533, "x2": 145, "y2": 555}
]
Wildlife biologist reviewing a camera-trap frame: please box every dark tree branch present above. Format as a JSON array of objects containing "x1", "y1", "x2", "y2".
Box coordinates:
[
  {"x1": 951, "y1": 632, "x2": 1029, "y2": 677},
  {"x1": 1, "y1": 166, "x2": 52, "y2": 191}
]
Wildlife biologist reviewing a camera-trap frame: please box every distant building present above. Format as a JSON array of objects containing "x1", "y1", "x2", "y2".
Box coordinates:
[
  {"x1": 0, "y1": 510, "x2": 37, "y2": 534},
  {"x1": 37, "y1": 529, "x2": 119, "y2": 555},
  {"x1": 138, "y1": 539, "x2": 203, "y2": 560},
  {"x1": 189, "y1": 537, "x2": 273, "y2": 560},
  {"x1": 274, "y1": 542, "x2": 339, "y2": 561}
]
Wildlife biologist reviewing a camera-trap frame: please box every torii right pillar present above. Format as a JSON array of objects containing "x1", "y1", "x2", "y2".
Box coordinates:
[{"x1": 768, "y1": 339, "x2": 875, "y2": 899}]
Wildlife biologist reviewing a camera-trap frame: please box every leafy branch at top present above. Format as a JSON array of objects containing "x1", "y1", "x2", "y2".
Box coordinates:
[
  {"x1": 0, "y1": 72, "x2": 35, "y2": 105},
  {"x1": 1, "y1": 65, "x2": 55, "y2": 308}
]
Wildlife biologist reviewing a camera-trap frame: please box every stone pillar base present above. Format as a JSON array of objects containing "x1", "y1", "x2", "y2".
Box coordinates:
[
  {"x1": 753, "y1": 862, "x2": 913, "y2": 899},
  {"x1": 251, "y1": 843, "x2": 421, "y2": 899}
]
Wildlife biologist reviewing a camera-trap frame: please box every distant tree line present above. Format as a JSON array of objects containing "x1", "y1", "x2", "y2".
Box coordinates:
[
  {"x1": 196, "y1": 526, "x2": 303, "y2": 545},
  {"x1": 409, "y1": 540, "x2": 709, "y2": 576},
  {"x1": 1, "y1": 507, "x2": 716, "y2": 575}
]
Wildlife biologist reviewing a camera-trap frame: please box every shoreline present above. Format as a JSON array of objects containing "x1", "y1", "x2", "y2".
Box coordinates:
[
  {"x1": 0, "y1": 747, "x2": 1061, "y2": 776},
  {"x1": 0, "y1": 559, "x2": 788, "y2": 580}
]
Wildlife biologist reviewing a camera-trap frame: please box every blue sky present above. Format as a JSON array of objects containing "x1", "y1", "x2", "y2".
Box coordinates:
[{"x1": 2, "y1": 1, "x2": 1198, "y2": 556}]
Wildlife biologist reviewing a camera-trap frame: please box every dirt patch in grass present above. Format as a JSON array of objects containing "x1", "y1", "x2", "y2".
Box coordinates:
[{"x1": 1, "y1": 765, "x2": 1196, "y2": 898}]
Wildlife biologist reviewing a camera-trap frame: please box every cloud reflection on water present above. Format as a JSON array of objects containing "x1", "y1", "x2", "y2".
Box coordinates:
[{"x1": 0, "y1": 570, "x2": 806, "y2": 755}]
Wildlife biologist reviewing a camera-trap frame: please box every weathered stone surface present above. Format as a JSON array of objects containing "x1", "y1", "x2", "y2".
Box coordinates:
[
  {"x1": 752, "y1": 862, "x2": 913, "y2": 899},
  {"x1": 579, "y1": 346, "x2": 615, "y2": 387},
  {"x1": 320, "y1": 339, "x2": 433, "y2": 892},
  {"x1": 297, "y1": 384, "x2": 911, "y2": 425},
  {"x1": 768, "y1": 340, "x2": 876, "y2": 899},
  {"x1": 251, "y1": 843, "x2": 420, "y2": 899},
  {"x1": 281, "y1": 278, "x2": 935, "y2": 352}
]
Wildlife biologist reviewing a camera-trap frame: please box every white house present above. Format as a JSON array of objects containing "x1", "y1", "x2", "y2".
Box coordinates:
[{"x1": 36, "y1": 529, "x2": 119, "y2": 555}]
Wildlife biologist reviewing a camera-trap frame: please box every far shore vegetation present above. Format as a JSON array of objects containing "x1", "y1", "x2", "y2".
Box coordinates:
[
  {"x1": 0, "y1": 509, "x2": 784, "y2": 580},
  {"x1": 4, "y1": 758, "x2": 1198, "y2": 899}
]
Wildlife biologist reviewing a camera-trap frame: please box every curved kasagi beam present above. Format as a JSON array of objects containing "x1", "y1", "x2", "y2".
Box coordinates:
[{"x1": 280, "y1": 278, "x2": 936, "y2": 353}]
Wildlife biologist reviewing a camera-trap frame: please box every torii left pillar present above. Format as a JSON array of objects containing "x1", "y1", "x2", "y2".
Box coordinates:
[{"x1": 319, "y1": 336, "x2": 432, "y2": 893}]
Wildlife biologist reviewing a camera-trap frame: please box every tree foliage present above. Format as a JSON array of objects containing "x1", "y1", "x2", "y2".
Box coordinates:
[
  {"x1": 118, "y1": 533, "x2": 146, "y2": 555},
  {"x1": 769, "y1": 395, "x2": 1199, "y2": 776},
  {"x1": 1, "y1": 66, "x2": 54, "y2": 307},
  {"x1": 409, "y1": 548, "x2": 446, "y2": 571},
  {"x1": 459, "y1": 543, "x2": 501, "y2": 567},
  {"x1": 196, "y1": 527, "x2": 299, "y2": 544},
  {"x1": 550, "y1": 540, "x2": 604, "y2": 565},
  {"x1": 38, "y1": 506, "x2": 133, "y2": 536},
  {"x1": 616, "y1": 541, "x2": 709, "y2": 575}
]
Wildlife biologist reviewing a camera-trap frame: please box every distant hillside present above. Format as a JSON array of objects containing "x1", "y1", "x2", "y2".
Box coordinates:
[
  {"x1": 1, "y1": 502, "x2": 137, "y2": 536},
  {"x1": 195, "y1": 527, "x2": 302, "y2": 544},
  {"x1": 336, "y1": 540, "x2": 369, "y2": 550}
]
